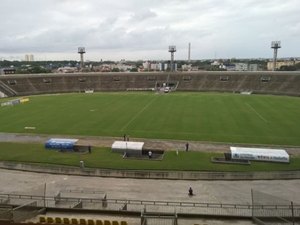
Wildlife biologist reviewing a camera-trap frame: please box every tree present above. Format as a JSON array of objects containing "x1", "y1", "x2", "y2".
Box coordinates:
[
  {"x1": 279, "y1": 65, "x2": 296, "y2": 71},
  {"x1": 112, "y1": 68, "x2": 120, "y2": 72},
  {"x1": 130, "y1": 68, "x2": 138, "y2": 72}
]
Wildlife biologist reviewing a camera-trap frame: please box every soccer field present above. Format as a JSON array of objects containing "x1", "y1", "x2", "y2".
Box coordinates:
[{"x1": 0, "y1": 92, "x2": 300, "y2": 146}]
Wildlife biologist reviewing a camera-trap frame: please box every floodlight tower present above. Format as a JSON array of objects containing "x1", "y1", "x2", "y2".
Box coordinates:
[
  {"x1": 168, "y1": 45, "x2": 176, "y2": 72},
  {"x1": 78, "y1": 47, "x2": 86, "y2": 69},
  {"x1": 271, "y1": 41, "x2": 281, "y2": 71}
]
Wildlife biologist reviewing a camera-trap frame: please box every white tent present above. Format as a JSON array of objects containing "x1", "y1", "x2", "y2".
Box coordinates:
[
  {"x1": 230, "y1": 147, "x2": 289, "y2": 163},
  {"x1": 112, "y1": 141, "x2": 144, "y2": 156}
]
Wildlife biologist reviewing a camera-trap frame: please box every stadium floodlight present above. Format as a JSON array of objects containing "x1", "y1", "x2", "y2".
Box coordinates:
[
  {"x1": 78, "y1": 47, "x2": 86, "y2": 69},
  {"x1": 168, "y1": 45, "x2": 176, "y2": 53},
  {"x1": 271, "y1": 41, "x2": 281, "y2": 71},
  {"x1": 168, "y1": 45, "x2": 176, "y2": 72}
]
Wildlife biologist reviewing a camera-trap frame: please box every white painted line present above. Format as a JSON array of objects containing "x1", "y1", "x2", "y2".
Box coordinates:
[
  {"x1": 121, "y1": 97, "x2": 157, "y2": 131},
  {"x1": 24, "y1": 127, "x2": 36, "y2": 130},
  {"x1": 246, "y1": 103, "x2": 268, "y2": 123}
]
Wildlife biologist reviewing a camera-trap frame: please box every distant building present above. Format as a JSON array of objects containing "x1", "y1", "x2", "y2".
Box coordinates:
[
  {"x1": 93, "y1": 64, "x2": 111, "y2": 72},
  {"x1": 223, "y1": 64, "x2": 235, "y2": 71},
  {"x1": 142, "y1": 61, "x2": 151, "y2": 71},
  {"x1": 57, "y1": 67, "x2": 78, "y2": 73},
  {"x1": 249, "y1": 64, "x2": 259, "y2": 71},
  {"x1": 25, "y1": 54, "x2": 34, "y2": 62},
  {"x1": 190, "y1": 66, "x2": 199, "y2": 71},
  {"x1": 164, "y1": 63, "x2": 169, "y2": 71},
  {"x1": 171, "y1": 63, "x2": 177, "y2": 72},
  {"x1": 142, "y1": 61, "x2": 170, "y2": 71},
  {"x1": 234, "y1": 63, "x2": 248, "y2": 71},
  {"x1": 181, "y1": 64, "x2": 192, "y2": 71},
  {"x1": 0, "y1": 68, "x2": 16, "y2": 75},
  {"x1": 211, "y1": 60, "x2": 221, "y2": 66},
  {"x1": 158, "y1": 63, "x2": 163, "y2": 71},
  {"x1": 267, "y1": 60, "x2": 300, "y2": 70},
  {"x1": 181, "y1": 64, "x2": 198, "y2": 71},
  {"x1": 150, "y1": 63, "x2": 159, "y2": 71},
  {"x1": 158, "y1": 63, "x2": 168, "y2": 71},
  {"x1": 222, "y1": 63, "x2": 248, "y2": 71},
  {"x1": 115, "y1": 63, "x2": 133, "y2": 71}
]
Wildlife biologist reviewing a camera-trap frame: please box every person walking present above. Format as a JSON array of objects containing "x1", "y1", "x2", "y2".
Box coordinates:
[{"x1": 188, "y1": 187, "x2": 193, "y2": 196}]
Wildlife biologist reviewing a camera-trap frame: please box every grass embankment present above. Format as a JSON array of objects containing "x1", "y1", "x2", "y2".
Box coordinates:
[
  {"x1": 0, "y1": 142, "x2": 299, "y2": 172},
  {"x1": 0, "y1": 92, "x2": 300, "y2": 146}
]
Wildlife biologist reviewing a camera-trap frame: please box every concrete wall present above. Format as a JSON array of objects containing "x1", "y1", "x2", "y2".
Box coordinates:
[{"x1": 0, "y1": 161, "x2": 299, "y2": 180}]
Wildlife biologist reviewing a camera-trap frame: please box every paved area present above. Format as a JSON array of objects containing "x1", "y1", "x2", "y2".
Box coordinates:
[
  {"x1": 1, "y1": 169, "x2": 300, "y2": 225},
  {"x1": 1, "y1": 169, "x2": 300, "y2": 204}
]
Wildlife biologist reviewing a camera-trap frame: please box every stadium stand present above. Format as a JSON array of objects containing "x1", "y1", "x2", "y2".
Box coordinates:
[{"x1": 0, "y1": 71, "x2": 300, "y2": 97}]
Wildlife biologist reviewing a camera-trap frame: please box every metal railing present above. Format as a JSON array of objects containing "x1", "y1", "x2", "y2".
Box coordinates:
[{"x1": 1, "y1": 193, "x2": 300, "y2": 219}]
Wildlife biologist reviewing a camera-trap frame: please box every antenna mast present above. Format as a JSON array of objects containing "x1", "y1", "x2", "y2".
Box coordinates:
[{"x1": 188, "y1": 43, "x2": 191, "y2": 63}]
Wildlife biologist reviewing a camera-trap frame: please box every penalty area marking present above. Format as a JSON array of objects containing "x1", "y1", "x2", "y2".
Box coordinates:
[
  {"x1": 121, "y1": 97, "x2": 157, "y2": 131},
  {"x1": 246, "y1": 103, "x2": 268, "y2": 123}
]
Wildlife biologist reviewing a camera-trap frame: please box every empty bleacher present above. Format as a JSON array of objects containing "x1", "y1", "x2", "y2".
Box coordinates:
[{"x1": 0, "y1": 71, "x2": 299, "y2": 97}]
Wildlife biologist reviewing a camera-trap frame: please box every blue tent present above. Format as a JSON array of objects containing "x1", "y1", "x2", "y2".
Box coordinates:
[{"x1": 45, "y1": 138, "x2": 78, "y2": 151}]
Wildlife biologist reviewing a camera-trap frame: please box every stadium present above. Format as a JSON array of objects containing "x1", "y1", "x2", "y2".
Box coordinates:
[{"x1": 0, "y1": 71, "x2": 300, "y2": 225}]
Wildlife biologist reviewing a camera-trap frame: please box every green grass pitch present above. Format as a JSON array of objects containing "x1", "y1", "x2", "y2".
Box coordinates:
[{"x1": 0, "y1": 92, "x2": 300, "y2": 146}]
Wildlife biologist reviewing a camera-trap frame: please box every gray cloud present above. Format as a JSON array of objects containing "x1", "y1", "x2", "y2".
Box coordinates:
[
  {"x1": 130, "y1": 9, "x2": 157, "y2": 22},
  {"x1": 0, "y1": 0, "x2": 299, "y2": 60}
]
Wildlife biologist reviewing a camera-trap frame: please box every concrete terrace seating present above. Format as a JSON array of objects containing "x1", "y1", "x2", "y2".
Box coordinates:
[{"x1": 0, "y1": 71, "x2": 300, "y2": 97}]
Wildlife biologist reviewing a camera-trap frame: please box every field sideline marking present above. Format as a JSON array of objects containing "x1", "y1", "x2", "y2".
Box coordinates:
[
  {"x1": 246, "y1": 103, "x2": 268, "y2": 123},
  {"x1": 121, "y1": 96, "x2": 157, "y2": 131}
]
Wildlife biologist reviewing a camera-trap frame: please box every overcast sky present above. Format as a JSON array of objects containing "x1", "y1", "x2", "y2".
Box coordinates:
[{"x1": 0, "y1": 0, "x2": 299, "y2": 61}]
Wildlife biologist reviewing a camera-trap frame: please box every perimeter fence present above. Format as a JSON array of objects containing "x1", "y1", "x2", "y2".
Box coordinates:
[
  {"x1": 0, "y1": 201, "x2": 43, "y2": 223},
  {"x1": 1, "y1": 192, "x2": 300, "y2": 220},
  {"x1": 252, "y1": 189, "x2": 300, "y2": 225},
  {"x1": 141, "y1": 209, "x2": 178, "y2": 225}
]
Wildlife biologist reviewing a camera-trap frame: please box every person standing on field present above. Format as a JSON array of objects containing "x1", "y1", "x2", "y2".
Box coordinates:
[
  {"x1": 148, "y1": 150, "x2": 152, "y2": 159},
  {"x1": 185, "y1": 142, "x2": 189, "y2": 152}
]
